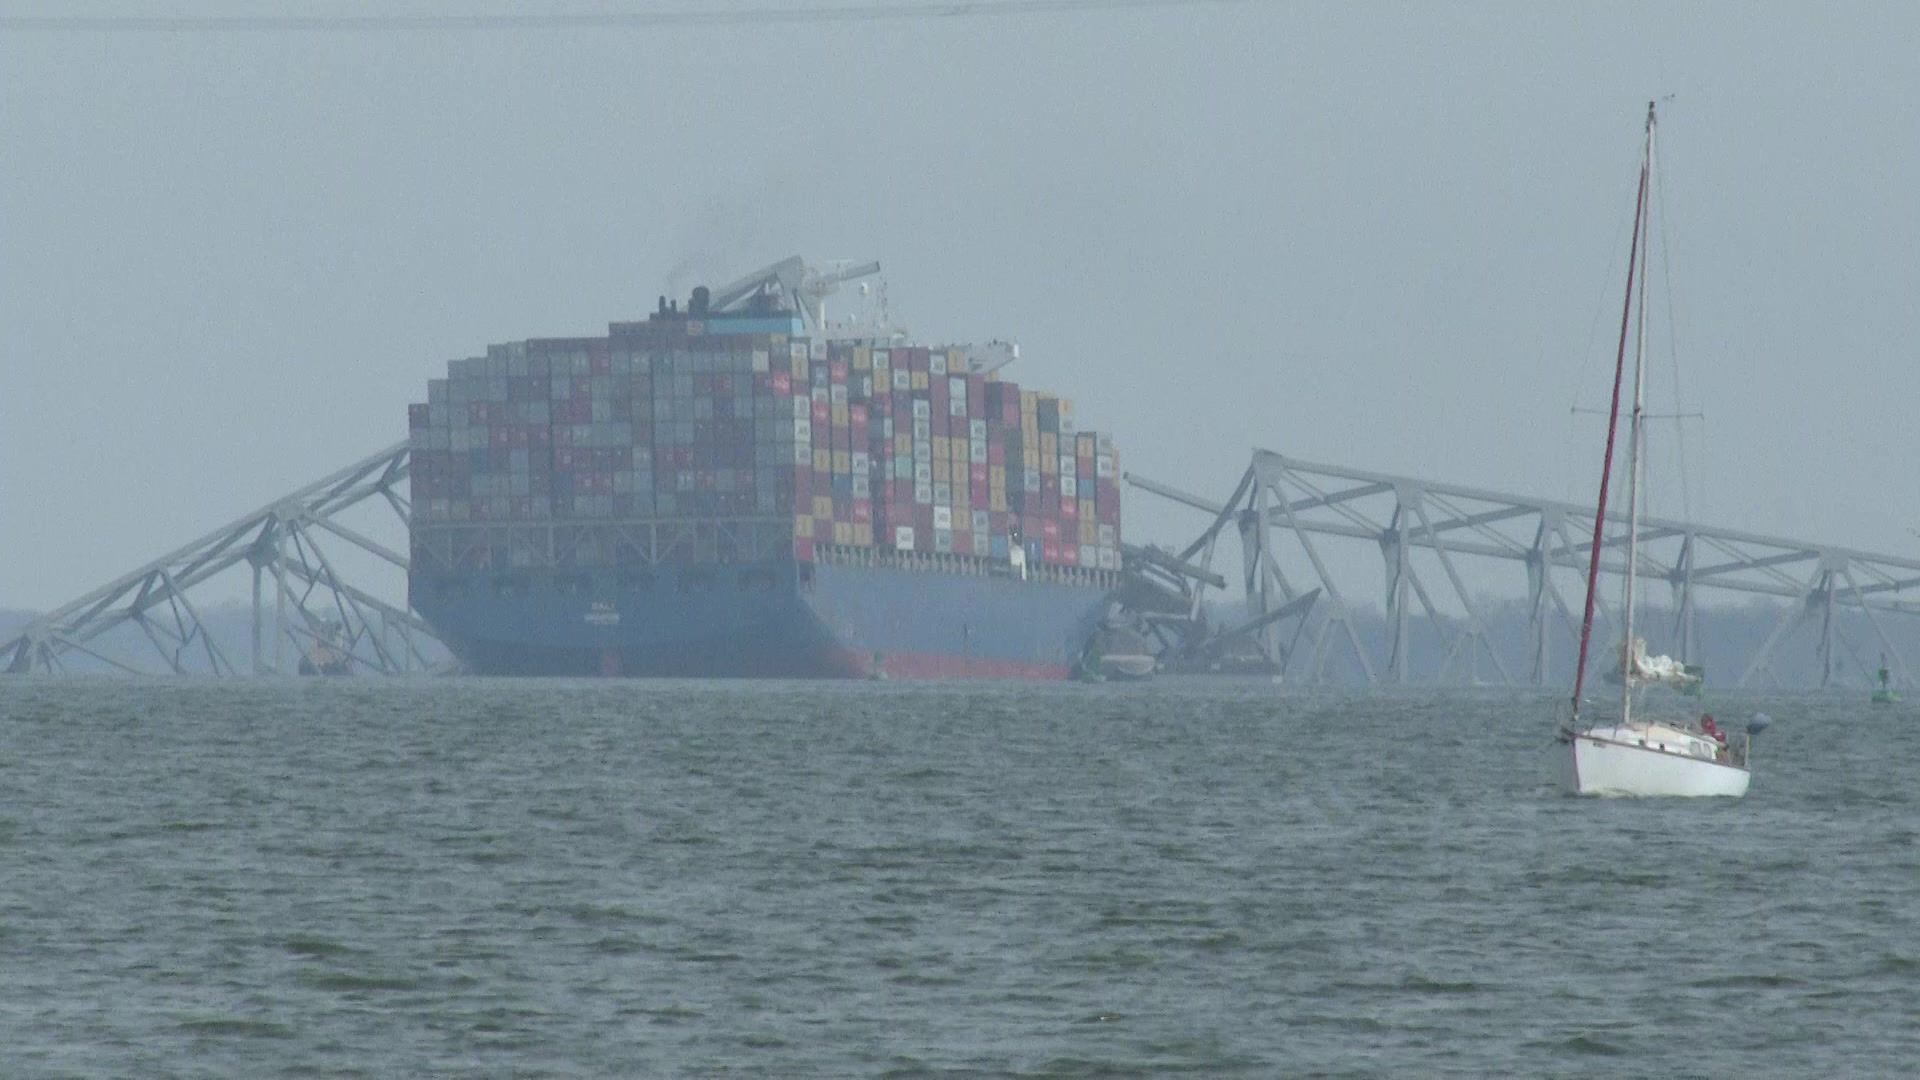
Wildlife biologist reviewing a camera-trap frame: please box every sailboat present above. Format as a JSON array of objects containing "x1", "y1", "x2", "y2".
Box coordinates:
[{"x1": 1558, "y1": 101, "x2": 1758, "y2": 798}]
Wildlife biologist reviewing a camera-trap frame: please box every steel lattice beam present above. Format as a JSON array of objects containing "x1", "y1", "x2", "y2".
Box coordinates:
[
  {"x1": 4, "y1": 442, "x2": 443, "y2": 677},
  {"x1": 1126, "y1": 449, "x2": 1920, "y2": 688}
]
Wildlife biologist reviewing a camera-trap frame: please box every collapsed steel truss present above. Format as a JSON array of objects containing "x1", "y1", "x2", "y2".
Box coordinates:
[
  {"x1": 1128, "y1": 450, "x2": 1920, "y2": 688},
  {"x1": 3, "y1": 442, "x2": 441, "y2": 676}
]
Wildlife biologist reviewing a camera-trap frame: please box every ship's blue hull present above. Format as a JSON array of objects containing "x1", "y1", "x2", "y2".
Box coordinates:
[{"x1": 410, "y1": 559, "x2": 1111, "y2": 679}]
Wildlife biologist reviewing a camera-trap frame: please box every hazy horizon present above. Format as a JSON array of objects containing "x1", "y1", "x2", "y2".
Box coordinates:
[{"x1": 5, "y1": 1, "x2": 1918, "y2": 612}]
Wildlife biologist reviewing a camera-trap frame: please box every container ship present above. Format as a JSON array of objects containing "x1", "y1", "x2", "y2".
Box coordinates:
[{"x1": 406, "y1": 258, "x2": 1123, "y2": 678}]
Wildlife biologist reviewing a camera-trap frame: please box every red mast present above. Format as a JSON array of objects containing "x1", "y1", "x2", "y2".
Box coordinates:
[{"x1": 1571, "y1": 105, "x2": 1654, "y2": 722}]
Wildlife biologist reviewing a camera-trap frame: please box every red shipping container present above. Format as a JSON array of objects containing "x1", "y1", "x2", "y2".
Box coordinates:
[
  {"x1": 812, "y1": 400, "x2": 830, "y2": 425},
  {"x1": 849, "y1": 403, "x2": 867, "y2": 427},
  {"x1": 967, "y1": 375, "x2": 986, "y2": 414},
  {"x1": 1061, "y1": 499, "x2": 1077, "y2": 520},
  {"x1": 988, "y1": 441, "x2": 1005, "y2": 466},
  {"x1": 970, "y1": 464, "x2": 988, "y2": 490},
  {"x1": 830, "y1": 360, "x2": 848, "y2": 383},
  {"x1": 814, "y1": 517, "x2": 832, "y2": 542},
  {"x1": 1059, "y1": 544, "x2": 1079, "y2": 566},
  {"x1": 771, "y1": 371, "x2": 791, "y2": 395},
  {"x1": 1042, "y1": 519, "x2": 1061, "y2": 541},
  {"x1": 852, "y1": 499, "x2": 872, "y2": 523},
  {"x1": 793, "y1": 537, "x2": 815, "y2": 562},
  {"x1": 1043, "y1": 540, "x2": 1060, "y2": 563},
  {"x1": 952, "y1": 530, "x2": 973, "y2": 555}
]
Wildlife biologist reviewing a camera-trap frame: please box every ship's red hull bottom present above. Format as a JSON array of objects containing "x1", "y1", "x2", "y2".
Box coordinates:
[{"x1": 834, "y1": 649, "x2": 1071, "y2": 681}]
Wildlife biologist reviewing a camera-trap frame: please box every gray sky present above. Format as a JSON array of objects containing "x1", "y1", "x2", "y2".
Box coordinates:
[{"x1": 3, "y1": 1, "x2": 1917, "y2": 612}]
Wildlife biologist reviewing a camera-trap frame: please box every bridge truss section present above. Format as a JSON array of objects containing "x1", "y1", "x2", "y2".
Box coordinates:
[
  {"x1": 3, "y1": 442, "x2": 442, "y2": 677},
  {"x1": 1127, "y1": 450, "x2": 1920, "y2": 689}
]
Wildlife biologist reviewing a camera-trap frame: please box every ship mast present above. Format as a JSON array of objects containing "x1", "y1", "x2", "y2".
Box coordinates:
[
  {"x1": 1628, "y1": 102, "x2": 1658, "y2": 722},
  {"x1": 1620, "y1": 101, "x2": 1657, "y2": 727},
  {"x1": 1570, "y1": 104, "x2": 1653, "y2": 726}
]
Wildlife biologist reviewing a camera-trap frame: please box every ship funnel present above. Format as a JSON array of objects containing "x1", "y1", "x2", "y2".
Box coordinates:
[{"x1": 690, "y1": 286, "x2": 711, "y2": 317}]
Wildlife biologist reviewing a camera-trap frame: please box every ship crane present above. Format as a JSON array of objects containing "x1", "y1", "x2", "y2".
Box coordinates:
[{"x1": 705, "y1": 256, "x2": 882, "y2": 335}]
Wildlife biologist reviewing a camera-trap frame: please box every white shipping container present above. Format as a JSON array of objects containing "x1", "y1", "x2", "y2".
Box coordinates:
[
  {"x1": 893, "y1": 370, "x2": 911, "y2": 391},
  {"x1": 949, "y1": 376, "x2": 967, "y2": 399},
  {"x1": 970, "y1": 441, "x2": 988, "y2": 465},
  {"x1": 1062, "y1": 476, "x2": 1078, "y2": 499},
  {"x1": 894, "y1": 525, "x2": 915, "y2": 550},
  {"x1": 1096, "y1": 455, "x2": 1115, "y2": 479},
  {"x1": 971, "y1": 510, "x2": 990, "y2": 532},
  {"x1": 911, "y1": 399, "x2": 931, "y2": 419},
  {"x1": 1099, "y1": 547, "x2": 1119, "y2": 570},
  {"x1": 933, "y1": 481, "x2": 952, "y2": 505},
  {"x1": 1098, "y1": 523, "x2": 1117, "y2": 545},
  {"x1": 933, "y1": 506, "x2": 953, "y2": 530},
  {"x1": 915, "y1": 481, "x2": 933, "y2": 505},
  {"x1": 1080, "y1": 544, "x2": 1097, "y2": 566},
  {"x1": 930, "y1": 352, "x2": 947, "y2": 376},
  {"x1": 934, "y1": 529, "x2": 953, "y2": 553}
]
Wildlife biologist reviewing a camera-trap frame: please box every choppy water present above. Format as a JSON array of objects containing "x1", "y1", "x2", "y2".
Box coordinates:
[{"x1": 1, "y1": 678, "x2": 1916, "y2": 1077}]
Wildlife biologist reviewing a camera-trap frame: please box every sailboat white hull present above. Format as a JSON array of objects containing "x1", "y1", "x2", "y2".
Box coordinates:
[{"x1": 1562, "y1": 729, "x2": 1749, "y2": 797}]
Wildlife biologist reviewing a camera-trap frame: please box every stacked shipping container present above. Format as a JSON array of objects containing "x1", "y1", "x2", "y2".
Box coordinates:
[{"x1": 409, "y1": 327, "x2": 1121, "y2": 574}]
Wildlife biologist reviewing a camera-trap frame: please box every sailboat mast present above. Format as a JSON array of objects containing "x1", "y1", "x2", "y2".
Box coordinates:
[
  {"x1": 1570, "y1": 107, "x2": 1653, "y2": 725},
  {"x1": 1621, "y1": 101, "x2": 1657, "y2": 727}
]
